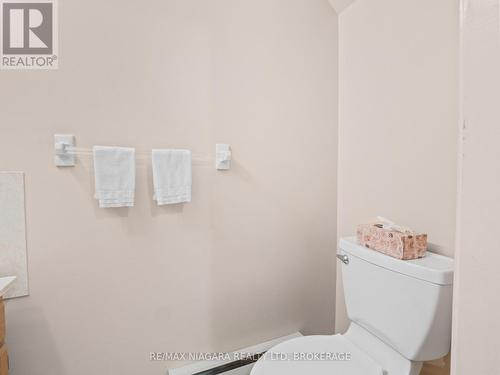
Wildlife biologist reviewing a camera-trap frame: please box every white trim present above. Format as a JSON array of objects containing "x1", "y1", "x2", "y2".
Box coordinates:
[
  {"x1": 450, "y1": 0, "x2": 466, "y2": 372},
  {"x1": 168, "y1": 332, "x2": 303, "y2": 375}
]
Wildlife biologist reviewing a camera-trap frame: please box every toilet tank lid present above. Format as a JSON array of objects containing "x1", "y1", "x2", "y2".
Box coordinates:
[{"x1": 339, "y1": 237, "x2": 454, "y2": 286}]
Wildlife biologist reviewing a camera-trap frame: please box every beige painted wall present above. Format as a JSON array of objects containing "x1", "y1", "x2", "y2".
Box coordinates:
[
  {"x1": 452, "y1": 0, "x2": 500, "y2": 374},
  {"x1": 336, "y1": 0, "x2": 458, "y2": 353},
  {"x1": 328, "y1": 0, "x2": 355, "y2": 14},
  {"x1": 0, "y1": 1, "x2": 338, "y2": 374}
]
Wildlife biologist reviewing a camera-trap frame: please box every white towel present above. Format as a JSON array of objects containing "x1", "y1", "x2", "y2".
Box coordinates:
[
  {"x1": 152, "y1": 149, "x2": 192, "y2": 205},
  {"x1": 93, "y1": 146, "x2": 135, "y2": 208}
]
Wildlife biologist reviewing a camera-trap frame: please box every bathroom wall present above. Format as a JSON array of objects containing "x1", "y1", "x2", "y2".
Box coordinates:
[
  {"x1": 336, "y1": 0, "x2": 458, "y2": 344},
  {"x1": 0, "y1": 1, "x2": 338, "y2": 374},
  {"x1": 328, "y1": 0, "x2": 356, "y2": 14},
  {"x1": 0, "y1": 172, "x2": 28, "y2": 299},
  {"x1": 452, "y1": 1, "x2": 500, "y2": 374}
]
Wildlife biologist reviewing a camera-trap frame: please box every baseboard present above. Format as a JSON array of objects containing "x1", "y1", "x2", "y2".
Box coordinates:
[{"x1": 168, "y1": 332, "x2": 303, "y2": 375}]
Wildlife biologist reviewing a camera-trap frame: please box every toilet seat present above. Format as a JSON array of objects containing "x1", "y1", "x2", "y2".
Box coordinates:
[{"x1": 250, "y1": 335, "x2": 383, "y2": 375}]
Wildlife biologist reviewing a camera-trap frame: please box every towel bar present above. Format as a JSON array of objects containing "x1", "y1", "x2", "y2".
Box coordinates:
[{"x1": 54, "y1": 134, "x2": 223, "y2": 168}]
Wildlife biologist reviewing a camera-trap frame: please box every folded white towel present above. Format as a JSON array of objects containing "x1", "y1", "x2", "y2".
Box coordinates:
[
  {"x1": 152, "y1": 149, "x2": 192, "y2": 205},
  {"x1": 93, "y1": 146, "x2": 136, "y2": 208}
]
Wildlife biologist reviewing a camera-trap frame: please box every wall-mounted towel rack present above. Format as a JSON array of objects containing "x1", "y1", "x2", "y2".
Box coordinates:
[{"x1": 54, "y1": 134, "x2": 231, "y2": 170}]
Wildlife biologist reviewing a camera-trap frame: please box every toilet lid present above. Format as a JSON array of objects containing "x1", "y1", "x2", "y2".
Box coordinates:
[{"x1": 251, "y1": 335, "x2": 383, "y2": 375}]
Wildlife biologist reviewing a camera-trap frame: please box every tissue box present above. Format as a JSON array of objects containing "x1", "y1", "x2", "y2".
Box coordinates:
[{"x1": 357, "y1": 223, "x2": 427, "y2": 260}]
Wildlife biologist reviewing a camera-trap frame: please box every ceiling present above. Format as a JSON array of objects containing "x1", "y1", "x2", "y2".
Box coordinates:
[{"x1": 328, "y1": 0, "x2": 356, "y2": 14}]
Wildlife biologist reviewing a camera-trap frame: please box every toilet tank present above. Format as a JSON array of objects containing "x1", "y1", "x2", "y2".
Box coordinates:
[{"x1": 339, "y1": 237, "x2": 454, "y2": 362}]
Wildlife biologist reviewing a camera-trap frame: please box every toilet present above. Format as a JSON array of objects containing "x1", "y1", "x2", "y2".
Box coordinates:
[{"x1": 251, "y1": 237, "x2": 454, "y2": 375}]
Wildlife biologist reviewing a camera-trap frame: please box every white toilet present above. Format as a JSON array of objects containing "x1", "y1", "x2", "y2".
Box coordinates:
[{"x1": 251, "y1": 237, "x2": 454, "y2": 375}]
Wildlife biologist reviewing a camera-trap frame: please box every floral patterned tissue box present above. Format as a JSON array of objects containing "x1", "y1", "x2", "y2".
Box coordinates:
[{"x1": 356, "y1": 223, "x2": 427, "y2": 260}]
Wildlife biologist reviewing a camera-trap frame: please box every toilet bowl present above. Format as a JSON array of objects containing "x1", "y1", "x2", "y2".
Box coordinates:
[{"x1": 251, "y1": 237, "x2": 454, "y2": 375}]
